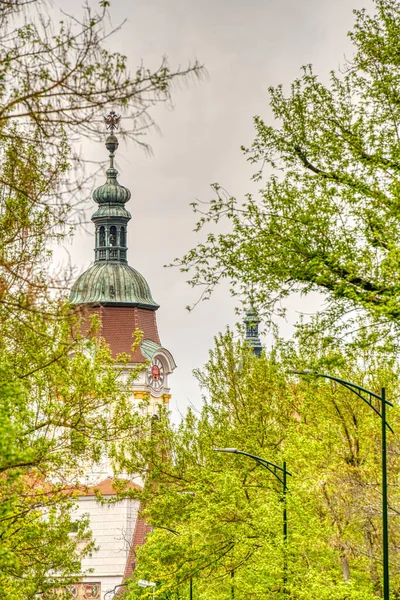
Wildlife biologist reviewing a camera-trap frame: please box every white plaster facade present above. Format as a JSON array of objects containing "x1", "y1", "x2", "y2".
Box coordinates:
[{"x1": 74, "y1": 494, "x2": 140, "y2": 599}]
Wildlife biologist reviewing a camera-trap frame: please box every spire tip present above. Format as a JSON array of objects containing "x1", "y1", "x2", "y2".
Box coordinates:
[
  {"x1": 104, "y1": 110, "x2": 121, "y2": 131},
  {"x1": 104, "y1": 110, "x2": 121, "y2": 163}
]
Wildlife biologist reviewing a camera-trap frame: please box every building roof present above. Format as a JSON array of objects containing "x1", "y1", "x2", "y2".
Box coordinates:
[
  {"x1": 69, "y1": 120, "x2": 159, "y2": 310},
  {"x1": 93, "y1": 166, "x2": 131, "y2": 208},
  {"x1": 75, "y1": 305, "x2": 161, "y2": 361},
  {"x1": 70, "y1": 262, "x2": 159, "y2": 309},
  {"x1": 80, "y1": 477, "x2": 142, "y2": 497},
  {"x1": 119, "y1": 510, "x2": 152, "y2": 593}
]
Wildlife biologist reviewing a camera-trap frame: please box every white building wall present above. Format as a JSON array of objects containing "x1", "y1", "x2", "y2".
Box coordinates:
[{"x1": 74, "y1": 496, "x2": 140, "y2": 599}]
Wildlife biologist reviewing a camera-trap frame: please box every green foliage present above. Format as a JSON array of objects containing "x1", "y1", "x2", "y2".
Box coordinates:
[
  {"x1": 0, "y1": 0, "x2": 202, "y2": 596},
  {"x1": 124, "y1": 326, "x2": 400, "y2": 599},
  {"x1": 0, "y1": 315, "x2": 147, "y2": 598},
  {"x1": 176, "y1": 0, "x2": 400, "y2": 329}
]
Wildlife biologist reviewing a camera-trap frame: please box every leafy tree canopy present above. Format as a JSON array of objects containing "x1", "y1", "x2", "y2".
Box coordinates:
[
  {"x1": 123, "y1": 325, "x2": 400, "y2": 600},
  {"x1": 176, "y1": 0, "x2": 400, "y2": 329},
  {"x1": 0, "y1": 0, "x2": 202, "y2": 596}
]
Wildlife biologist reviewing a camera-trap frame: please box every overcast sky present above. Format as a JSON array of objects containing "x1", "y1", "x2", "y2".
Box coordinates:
[{"x1": 59, "y1": 0, "x2": 373, "y2": 419}]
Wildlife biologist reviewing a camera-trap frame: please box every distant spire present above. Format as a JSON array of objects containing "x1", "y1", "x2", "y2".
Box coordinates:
[{"x1": 244, "y1": 305, "x2": 262, "y2": 357}]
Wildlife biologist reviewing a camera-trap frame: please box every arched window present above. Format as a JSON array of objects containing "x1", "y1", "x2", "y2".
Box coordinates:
[
  {"x1": 247, "y1": 325, "x2": 257, "y2": 338},
  {"x1": 99, "y1": 226, "x2": 105, "y2": 247},
  {"x1": 110, "y1": 226, "x2": 117, "y2": 246},
  {"x1": 120, "y1": 227, "x2": 126, "y2": 247}
]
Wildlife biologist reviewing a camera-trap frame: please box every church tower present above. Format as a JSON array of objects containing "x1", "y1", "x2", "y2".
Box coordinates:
[
  {"x1": 68, "y1": 112, "x2": 176, "y2": 599},
  {"x1": 70, "y1": 111, "x2": 176, "y2": 414}
]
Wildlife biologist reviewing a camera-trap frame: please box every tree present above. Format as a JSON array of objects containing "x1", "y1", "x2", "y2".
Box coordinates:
[
  {"x1": 0, "y1": 0, "x2": 203, "y2": 336},
  {"x1": 0, "y1": 1, "x2": 202, "y2": 596},
  {"x1": 0, "y1": 135, "x2": 149, "y2": 594},
  {"x1": 0, "y1": 0, "x2": 202, "y2": 143},
  {"x1": 0, "y1": 333, "x2": 145, "y2": 600},
  {"x1": 122, "y1": 327, "x2": 400, "y2": 600},
  {"x1": 176, "y1": 0, "x2": 400, "y2": 329},
  {"x1": 0, "y1": 0, "x2": 202, "y2": 298}
]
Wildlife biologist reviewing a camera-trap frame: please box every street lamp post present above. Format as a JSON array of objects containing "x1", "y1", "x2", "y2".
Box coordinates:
[
  {"x1": 290, "y1": 370, "x2": 393, "y2": 600},
  {"x1": 214, "y1": 448, "x2": 292, "y2": 595}
]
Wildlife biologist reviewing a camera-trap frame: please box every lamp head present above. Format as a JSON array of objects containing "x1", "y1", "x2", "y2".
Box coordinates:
[
  {"x1": 138, "y1": 580, "x2": 156, "y2": 588},
  {"x1": 214, "y1": 447, "x2": 238, "y2": 453}
]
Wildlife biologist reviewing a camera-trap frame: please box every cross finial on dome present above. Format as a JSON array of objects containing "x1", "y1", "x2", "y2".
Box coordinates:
[
  {"x1": 104, "y1": 110, "x2": 120, "y2": 166},
  {"x1": 104, "y1": 110, "x2": 121, "y2": 131}
]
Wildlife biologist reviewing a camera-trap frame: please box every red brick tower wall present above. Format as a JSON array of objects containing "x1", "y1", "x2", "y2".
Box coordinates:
[{"x1": 76, "y1": 305, "x2": 160, "y2": 362}]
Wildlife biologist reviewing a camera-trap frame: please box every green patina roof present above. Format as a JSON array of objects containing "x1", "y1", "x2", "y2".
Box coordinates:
[
  {"x1": 93, "y1": 166, "x2": 131, "y2": 206},
  {"x1": 140, "y1": 339, "x2": 161, "y2": 360},
  {"x1": 91, "y1": 203, "x2": 132, "y2": 220},
  {"x1": 70, "y1": 262, "x2": 159, "y2": 308}
]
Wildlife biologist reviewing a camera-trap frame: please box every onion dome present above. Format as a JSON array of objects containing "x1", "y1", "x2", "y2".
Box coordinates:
[
  {"x1": 93, "y1": 167, "x2": 131, "y2": 207},
  {"x1": 93, "y1": 133, "x2": 131, "y2": 209}
]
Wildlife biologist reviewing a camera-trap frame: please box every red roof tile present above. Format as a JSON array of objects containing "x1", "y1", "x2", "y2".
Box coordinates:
[{"x1": 80, "y1": 477, "x2": 142, "y2": 497}]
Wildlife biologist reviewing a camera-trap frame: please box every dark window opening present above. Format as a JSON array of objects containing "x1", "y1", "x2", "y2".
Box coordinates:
[
  {"x1": 110, "y1": 226, "x2": 117, "y2": 246},
  {"x1": 99, "y1": 226, "x2": 105, "y2": 247},
  {"x1": 120, "y1": 227, "x2": 126, "y2": 247}
]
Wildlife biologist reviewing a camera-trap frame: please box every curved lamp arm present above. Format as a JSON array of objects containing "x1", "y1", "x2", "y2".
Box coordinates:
[
  {"x1": 151, "y1": 524, "x2": 180, "y2": 536},
  {"x1": 289, "y1": 370, "x2": 393, "y2": 433},
  {"x1": 214, "y1": 448, "x2": 292, "y2": 486}
]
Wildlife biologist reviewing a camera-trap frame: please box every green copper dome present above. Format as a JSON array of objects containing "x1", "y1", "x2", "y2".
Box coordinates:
[
  {"x1": 70, "y1": 262, "x2": 159, "y2": 308},
  {"x1": 93, "y1": 167, "x2": 131, "y2": 207}
]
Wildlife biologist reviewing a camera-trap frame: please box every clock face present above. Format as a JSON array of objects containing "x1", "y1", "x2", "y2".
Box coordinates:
[{"x1": 147, "y1": 357, "x2": 165, "y2": 390}]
